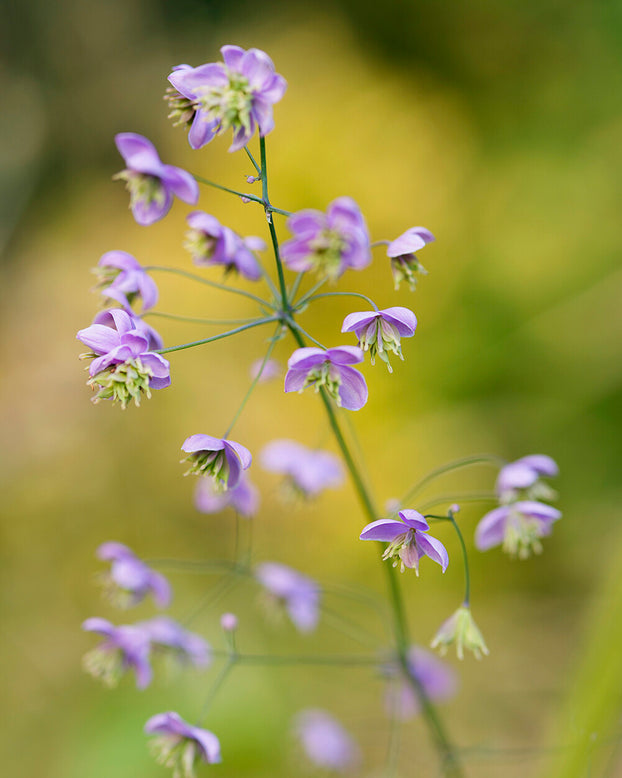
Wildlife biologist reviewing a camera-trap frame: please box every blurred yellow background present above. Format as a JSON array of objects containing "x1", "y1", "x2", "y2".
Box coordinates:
[{"x1": 2, "y1": 1, "x2": 622, "y2": 776}]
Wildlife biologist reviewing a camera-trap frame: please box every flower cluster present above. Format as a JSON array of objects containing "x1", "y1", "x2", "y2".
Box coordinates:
[
  {"x1": 475, "y1": 455, "x2": 561, "y2": 559},
  {"x1": 77, "y1": 40, "x2": 564, "y2": 777}
]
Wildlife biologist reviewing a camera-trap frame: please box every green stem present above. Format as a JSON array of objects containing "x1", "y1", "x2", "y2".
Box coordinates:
[
  {"x1": 292, "y1": 277, "x2": 327, "y2": 308},
  {"x1": 192, "y1": 175, "x2": 291, "y2": 216},
  {"x1": 223, "y1": 324, "x2": 282, "y2": 437},
  {"x1": 198, "y1": 656, "x2": 238, "y2": 723},
  {"x1": 417, "y1": 491, "x2": 497, "y2": 512},
  {"x1": 144, "y1": 311, "x2": 261, "y2": 326},
  {"x1": 145, "y1": 265, "x2": 276, "y2": 310},
  {"x1": 297, "y1": 291, "x2": 379, "y2": 311},
  {"x1": 157, "y1": 317, "x2": 279, "y2": 354},
  {"x1": 261, "y1": 139, "x2": 463, "y2": 778},
  {"x1": 449, "y1": 513, "x2": 471, "y2": 606},
  {"x1": 287, "y1": 320, "x2": 327, "y2": 349},
  {"x1": 399, "y1": 454, "x2": 506, "y2": 507},
  {"x1": 243, "y1": 145, "x2": 262, "y2": 175},
  {"x1": 259, "y1": 137, "x2": 291, "y2": 313},
  {"x1": 287, "y1": 272, "x2": 305, "y2": 304}
]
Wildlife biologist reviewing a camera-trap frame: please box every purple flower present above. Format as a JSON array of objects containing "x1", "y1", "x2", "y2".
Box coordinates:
[
  {"x1": 260, "y1": 439, "x2": 344, "y2": 498},
  {"x1": 114, "y1": 133, "x2": 199, "y2": 225},
  {"x1": 77, "y1": 308, "x2": 170, "y2": 408},
  {"x1": 341, "y1": 306, "x2": 417, "y2": 372},
  {"x1": 496, "y1": 454, "x2": 559, "y2": 503},
  {"x1": 82, "y1": 617, "x2": 152, "y2": 689},
  {"x1": 360, "y1": 510, "x2": 449, "y2": 575},
  {"x1": 474, "y1": 500, "x2": 562, "y2": 559},
  {"x1": 181, "y1": 434, "x2": 252, "y2": 490},
  {"x1": 281, "y1": 197, "x2": 371, "y2": 281},
  {"x1": 92, "y1": 308, "x2": 164, "y2": 351},
  {"x1": 94, "y1": 251, "x2": 159, "y2": 312},
  {"x1": 139, "y1": 617, "x2": 211, "y2": 669},
  {"x1": 431, "y1": 606, "x2": 489, "y2": 660},
  {"x1": 97, "y1": 542, "x2": 171, "y2": 608},
  {"x1": 250, "y1": 357, "x2": 281, "y2": 382},
  {"x1": 255, "y1": 562, "x2": 320, "y2": 633},
  {"x1": 384, "y1": 646, "x2": 457, "y2": 720},
  {"x1": 284, "y1": 346, "x2": 368, "y2": 411},
  {"x1": 194, "y1": 472, "x2": 259, "y2": 518},
  {"x1": 166, "y1": 45, "x2": 287, "y2": 152},
  {"x1": 387, "y1": 226, "x2": 435, "y2": 290},
  {"x1": 184, "y1": 211, "x2": 265, "y2": 280},
  {"x1": 294, "y1": 709, "x2": 360, "y2": 772},
  {"x1": 145, "y1": 712, "x2": 221, "y2": 775}
]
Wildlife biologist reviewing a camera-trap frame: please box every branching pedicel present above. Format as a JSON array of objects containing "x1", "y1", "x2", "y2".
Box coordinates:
[{"x1": 78, "y1": 44, "x2": 561, "y2": 776}]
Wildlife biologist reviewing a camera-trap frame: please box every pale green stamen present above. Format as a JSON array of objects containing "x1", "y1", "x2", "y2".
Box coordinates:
[{"x1": 88, "y1": 358, "x2": 154, "y2": 409}]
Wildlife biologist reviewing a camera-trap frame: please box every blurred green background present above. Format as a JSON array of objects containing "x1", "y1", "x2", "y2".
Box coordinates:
[{"x1": 2, "y1": 0, "x2": 622, "y2": 776}]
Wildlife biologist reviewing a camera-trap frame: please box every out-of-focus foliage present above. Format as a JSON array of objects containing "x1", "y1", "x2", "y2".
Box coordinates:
[{"x1": 2, "y1": 1, "x2": 621, "y2": 776}]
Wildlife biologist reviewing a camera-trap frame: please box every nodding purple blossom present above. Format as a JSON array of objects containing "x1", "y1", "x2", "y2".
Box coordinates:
[
  {"x1": 181, "y1": 434, "x2": 252, "y2": 490},
  {"x1": 194, "y1": 472, "x2": 259, "y2": 518},
  {"x1": 139, "y1": 617, "x2": 211, "y2": 669},
  {"x1": 294, "y1": 709, "x2": 360, "y2": 772},
  {"x1": 281, "y1": 197, "x2": 371, "y2": 281},
  {"x1": 166, "y1": 45, "x2": 287, "y2": 152},
  {"x1": 92, "y1": 308, "x2": 164, "y2": 351},
  {"x1": 475, "y1": 500, "x2": 562, "y2": 559},
  {"x1": 96, "y1": 542, "x2": 171, "y2": 608},
  {"x1": 341, "y1": 306, "x2": 417, "y2": 372},
  {"x1": 431, "y1": 606, "x2": 489, "y2": 660},
  {"x1": 496, "y1": 454, "x2": 559, "y2": 504},
  {"x1": 145, "y1": 712, "x2": 222, "y2": 775},
  {"x1": 77, "y1": 308, "x2": 170, "y2": 408},
  {"x1": 387, "y1": 226, "x2": 435, "y2": 291},
  {"x1": 82, "y1": 618, "x2": 153, "y2": 689},
  {"x1": 255, "y1": 562, "x2": 321, "y2": 633},
  {"x1": 94, "y1": 251, "x2": 158, "y2": 312},
  {"x1": 184, "y1": 211, "x2": 266, "y2": 281},
  {"x1": 384, "y1": 646, "x2": 458, "y2": 720},
  {"x1": 260, "y1": 439, "x2": 344, "y2": 498},
  {"x1": 284, "y1": 346, "x2": 368, "y2": 411},
  {"x1": 360, "y1": 510, "x2": 449, "y2": 575},
  {"x1": 113, "y1": 133, "x2": 198, "y2": 225}
]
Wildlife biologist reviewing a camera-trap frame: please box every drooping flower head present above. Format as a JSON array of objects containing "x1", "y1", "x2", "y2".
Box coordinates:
[
  {"x1": 166, "y1": 45, "x2": 287, "y2": 152},
  {"x1": 360, "y1": 510, "x2": 449, "y2": 575},
  {"x1": 281, "y1": 197, "x2": 371, "y2": 281},
  {"x1": 294, "y1": 709, "x2": 360, "y2": 773},
  {"x1": 92, "y1": 308, "x2": 164, "y2": 351},
  {"x1": 431, "y1": 606, "x2": 489, "y2": 660},
  {"x1": 96, "y1": 542, "x2": 171, "y2": 608},
  {"x1": 82, "y1": 618, "x2": 152, "y2": 689},
  {"x1": 184, "y1": 211, "x2": 265, "y2": 281},
  {"x1": 341, "y1": 306, "x2": 417, "y2": 372},
  {"x1": 284, "y1": 346, "x2": 368, "y2": 411},
  {"x1": 496, "y1": 454, "x2": 559, "y2": 504},
  {"x1": 475, "y1": 500, "x2": 562, "y2": 559},
  {"x1": 384, "y1": 646, "x2": 458, "y2": 720},
  {"x1": 387, "y1": 226, "x2": 435, "y2": 291},
  {"x1": 93, "y1": 251, "x2": 158, "y2": 312},
  {"x1": 114, "y1": 133, "x2": 199, "y2": 225},
  {"x1": 260, "y1": 439, "x2": 344, "y2": 499},
  {"x1": 194, "y1": 472, "x2": 259, "y2": 518},
  {"x1": 255, "y1": 562, "x2": 320, "y2": 633},
  {"x1": 139, "y1": 617, "x2": 211, "y2": 669},
  {"x1": 181, "y1": 434, "x2": 252, "y2": 490},
  {"x1": 145, "y1": 712, "x2": 221, "y2": 777},
  {"x1": 77, "y1": 308, "x2": 170, "y2": 408}
]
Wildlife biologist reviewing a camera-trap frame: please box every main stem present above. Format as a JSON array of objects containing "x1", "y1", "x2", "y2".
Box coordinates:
[{"x1": 258, "y1": 137, "x2": 463, "y2": 776}]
